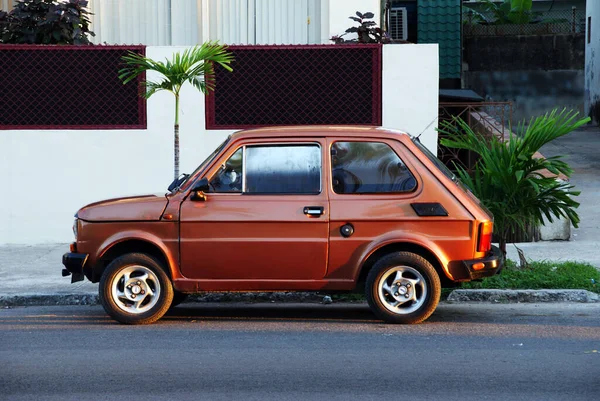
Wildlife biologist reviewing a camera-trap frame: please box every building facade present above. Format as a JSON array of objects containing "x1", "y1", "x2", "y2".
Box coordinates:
[{"x1": 585, "y1": 0, "x2": 600, "y2": 123}]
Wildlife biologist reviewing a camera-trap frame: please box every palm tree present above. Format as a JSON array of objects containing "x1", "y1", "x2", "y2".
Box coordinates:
[{"x1": 119, "y1": 42, "x2": 234, "y2": 180}]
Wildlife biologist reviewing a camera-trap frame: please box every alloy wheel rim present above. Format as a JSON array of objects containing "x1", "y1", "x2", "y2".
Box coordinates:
[
  {"x1": 110, "y1": 265, "x2": 161, "y2": 314},
  {"x1": 377, "y1": 265, "x2": 427, "y2": 315}
]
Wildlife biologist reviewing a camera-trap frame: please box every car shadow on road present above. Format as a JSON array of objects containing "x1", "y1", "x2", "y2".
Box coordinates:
[
  {"x1": 162, "y1": 302, "x2": 600, "y2": 329},
  {"x1": 164, "y1": 303, "x2": 380, "y2": 323},
  {"x1": 1, "y1": 303, "x2": 598, "y2": 338}
]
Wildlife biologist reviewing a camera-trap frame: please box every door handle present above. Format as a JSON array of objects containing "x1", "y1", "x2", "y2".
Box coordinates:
[{"x1": 303, "y1": 206, "x2": 324, "y2": 216}]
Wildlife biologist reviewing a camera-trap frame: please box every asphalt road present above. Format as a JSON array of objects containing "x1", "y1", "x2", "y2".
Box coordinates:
[{"x1": 1, "y1": 302, "x2": 599, "y2": 401}]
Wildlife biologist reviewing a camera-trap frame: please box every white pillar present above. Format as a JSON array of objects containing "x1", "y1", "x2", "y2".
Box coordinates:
[{"x1": 382, "y1": 44, "x2": 440, "y2": 154}]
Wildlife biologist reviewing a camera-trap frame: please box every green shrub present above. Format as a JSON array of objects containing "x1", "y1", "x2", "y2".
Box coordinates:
[
  {"x1": 0, "y1": 0, "x2": 94, "y2": 45},
  {"x1": 439, "y1": 109, "x2": 590, "y2": 259}
]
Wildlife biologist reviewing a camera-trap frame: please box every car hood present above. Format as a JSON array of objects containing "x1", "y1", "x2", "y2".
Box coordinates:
[{"x1": 77, "y1": 194, "x2": 169, "y2": 222}]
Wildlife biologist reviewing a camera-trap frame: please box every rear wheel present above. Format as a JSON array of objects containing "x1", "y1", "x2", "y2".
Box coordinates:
[
  {"x1": 365, "y1": 252, "x2": 441, "y2": 324},
  {"x1": 99, "y1": 253, "x2": 174, "y2": 325}
]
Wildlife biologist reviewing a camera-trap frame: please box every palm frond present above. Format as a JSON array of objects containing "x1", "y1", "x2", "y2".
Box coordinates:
[
  {"x1": 439, "y1": 108, "x2": 589, "y2": 246},
  {"x1": 116, "y1": 42, "x2": 234, "y2": 181},
  {"x1": 118, "y1": 41, "x2": 234, "y2": 97},
  {"x1": 143, "y1": 80, "x2": 175, "y2": 98}
]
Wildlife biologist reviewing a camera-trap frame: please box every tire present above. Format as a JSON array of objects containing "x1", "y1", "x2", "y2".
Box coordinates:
[
  {"x1": 99, "y1": 253, "x2": 174, "y2": 325},
  {"x1": 170, "y1": 291, "x2": 189, "y2": 308},
  {"x1": 365, "y1": 252, "x2": 441, "y2": 324}
]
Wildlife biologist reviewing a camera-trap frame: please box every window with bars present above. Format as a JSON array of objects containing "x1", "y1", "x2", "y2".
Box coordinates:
[
  {"x1": 390, "y1": 7, "x2": 408, "y2": 41},
  {"x1": 0, "y1": 45, "x2": 146, "y2": 129},
  {"x1": 205, "y1": 45, "x2": 383, "y2": 129}
]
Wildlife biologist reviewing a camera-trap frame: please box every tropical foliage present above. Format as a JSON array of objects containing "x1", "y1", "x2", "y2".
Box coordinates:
[
  {"x1": 119, "y1": 43, "x2": 234, "y2": 180},
  {"x1": 0, "y1": 0, "x2": 94, "y2": 44},
  {"x1": 330, "y1": 11, "x2": 390, "y2": 44},
  {"x1": 439, "y1": 109, "x2": 590, "y2": 258},
  {"x1": 463, "y1": 0, "x2": 561, "y2": 25}
]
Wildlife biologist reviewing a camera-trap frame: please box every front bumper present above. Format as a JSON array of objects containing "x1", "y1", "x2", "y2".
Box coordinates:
[
  {"x1": 461, "y1": 245, "x2": 503, "y2": 280},
  {"x1": 62, "y1": 252, "x2": 89, "y2": 283}
]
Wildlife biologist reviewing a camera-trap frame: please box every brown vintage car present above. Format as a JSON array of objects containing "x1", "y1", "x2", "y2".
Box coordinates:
[{"x1": 62, "y1": 126, "x2": 502, "y2": 325}]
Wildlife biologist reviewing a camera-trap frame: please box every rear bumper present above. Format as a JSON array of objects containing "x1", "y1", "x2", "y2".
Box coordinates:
[
  {"x1": 448, "y1": 245, "x2": 503, "y2": 282},
  {"x1": 62, "y1": 252, "x2": 89, "y2": 283},
  {"x1": 461, "y1": 245, "x2": 503, "y2": 280}
]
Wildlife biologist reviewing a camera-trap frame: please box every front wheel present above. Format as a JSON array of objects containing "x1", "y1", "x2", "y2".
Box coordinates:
[
  {"x1": 99, "y1": 253, "x2": 174, "y2": 325},
  {"x1": 365, "y1": 252, "x2": 441, "y2": 324}
]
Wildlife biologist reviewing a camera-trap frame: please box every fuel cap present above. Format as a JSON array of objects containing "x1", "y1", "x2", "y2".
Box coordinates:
[{"x1": 340, "y1": 223, "x2": 354, "y2": 238}]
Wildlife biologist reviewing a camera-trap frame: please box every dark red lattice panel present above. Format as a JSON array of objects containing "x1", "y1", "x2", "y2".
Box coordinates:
[
  {"x1": 206, "y1": 44, "x2": 382, "y2": 129},
  {"x1": 0, "y1": 45, "x2": 146, "y2": 129}
]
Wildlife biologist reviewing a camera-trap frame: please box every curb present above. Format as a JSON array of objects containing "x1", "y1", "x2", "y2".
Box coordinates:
[
  {"x1": 447, "y1": 289, "x2": 600, "y2": 303},
  {"x1": 0, "y1": 292, "x2": 328, "y2": 307},
  {"x1": 0, "y1": 294, "x2": 99, "y2": 307},
  {"x1": 2, "y1": 289, "x2": 600, "y2": 307}
]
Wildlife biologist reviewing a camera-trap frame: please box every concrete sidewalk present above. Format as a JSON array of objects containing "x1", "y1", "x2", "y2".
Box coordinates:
[
  {"x1": 0, "y1": 126, "x2": 599, "y2": 304},
  {"x1": 0, "y1": 243, "x2": 96, "y2": 297},
  {"x1": 504, "y1": 125, "x2": 600, "y2": 265}
]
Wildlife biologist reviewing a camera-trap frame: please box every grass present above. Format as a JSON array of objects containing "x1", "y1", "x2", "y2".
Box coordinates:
[
  {"x1": 333, "y1": 260, "x2": 600, "y2": 302},
  {"x1": 461, "y1": 260, "x2": 600, "y2": 294}
]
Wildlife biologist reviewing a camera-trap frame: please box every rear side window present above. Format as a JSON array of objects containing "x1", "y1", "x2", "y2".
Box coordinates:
[{"x1": 331, "y1": 141, "x2": 416, "y2": 194}]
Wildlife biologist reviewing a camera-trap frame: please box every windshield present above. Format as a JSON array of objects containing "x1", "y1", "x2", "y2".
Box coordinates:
[
  {"x1": 175, "y1": 136, "x2": 231, "y2": 192},
  {"x1": 411, "y1": 137, "x2": 457, "y2": 182}
]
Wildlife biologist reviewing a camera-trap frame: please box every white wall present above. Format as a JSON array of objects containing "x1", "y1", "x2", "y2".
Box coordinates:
[
  {"x1": 89, "y1": 0, "x2": 202, "y2": 46},
  {"x1": 0, "y1": 47, "x2": 232, "y2": 245},
  {"x1": 0, "y1": 44, "x2": 438, "y2": 245},
  {"x1": 585, "y1": 0, "x2": 600, "y2": 124},
  {"x1": 89, "y1": 0, "x2": 326, "y2": 45},
  {"x1": 383, "y1": 44, "x2": 439, "y2": 153},
  {"x1": 88, "y1": 0, "x2": 384, "y2": 46}
]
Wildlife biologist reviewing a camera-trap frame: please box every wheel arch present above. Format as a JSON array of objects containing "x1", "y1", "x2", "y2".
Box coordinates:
[
  {"x1": 357, "y1": 242, "x2": 454, "y2": 288},
  {"x1": 93, "y1": 238, "x2": 173, "y2": 282}
]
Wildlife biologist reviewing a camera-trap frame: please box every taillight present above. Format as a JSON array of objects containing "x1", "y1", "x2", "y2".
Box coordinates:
[{"x1": 477, "y1": 221, "x2": 493, "y2": 253}]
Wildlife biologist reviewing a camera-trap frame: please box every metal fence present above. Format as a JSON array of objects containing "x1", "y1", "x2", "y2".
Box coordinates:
[
  {"x1": 0, "y1": 45, "x2": 146, "y2": 129},
  {"x1": 437, "y1": 101, "x2": 513, "y2": 173},
  {"x1": 205, "y1": 44, "x2": 382, "y2": 129},
  {"x1": 463, "y1": 7, "x2": 586, "y2": 36}
]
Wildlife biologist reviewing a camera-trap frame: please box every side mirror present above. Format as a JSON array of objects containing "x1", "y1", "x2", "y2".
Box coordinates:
[
  {"x1": 168, "y1": 173, "x2": 189, "y2": 192},
  {"x1": 192, "y1": 178, "x2": 210, "y2": 192},
  {"x1": 190, "y1": 178, "x2": 209, "y2": 201}
]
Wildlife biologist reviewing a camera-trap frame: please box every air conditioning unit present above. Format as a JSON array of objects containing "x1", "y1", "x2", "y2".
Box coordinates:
[{"x1": 389, "y1": 7, "x2": 408, "y2": 41}]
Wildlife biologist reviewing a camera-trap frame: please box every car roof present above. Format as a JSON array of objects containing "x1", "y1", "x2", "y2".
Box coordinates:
[{"x1": 230, "y1": 126, "x2": 412, "y2": 141}]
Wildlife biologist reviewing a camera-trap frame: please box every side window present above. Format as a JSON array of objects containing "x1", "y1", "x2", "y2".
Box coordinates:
[
  {"x1": 331, "y1": 141, "x2": 417, "y2": 194},
  {"x1": 210, "y1": 147, "x2": 243, "y2": 193},
  {"x1": 246, "y1": 145, "x2": 321, "y2": 194}
]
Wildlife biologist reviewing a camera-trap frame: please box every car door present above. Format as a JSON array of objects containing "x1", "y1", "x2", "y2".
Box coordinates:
[
  {"x1": 179, "y1": 138, "x2": 329, "y2": 285},
  {"x1": 325, "y1": 138, "x2": 422, "y2": 279}
]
